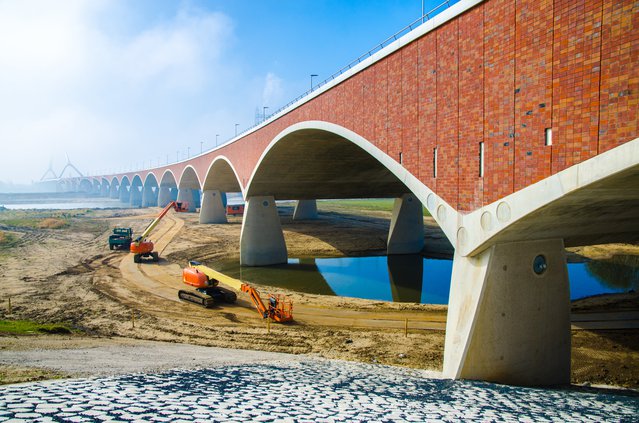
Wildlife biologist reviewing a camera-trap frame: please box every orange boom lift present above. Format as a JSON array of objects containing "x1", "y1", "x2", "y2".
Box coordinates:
[
  {"x1": 129, "y1": 201, "x2": 188, "y2": 263},
  {"x1": 180, "y1": 260, "x2": 293, "y2": 322}
]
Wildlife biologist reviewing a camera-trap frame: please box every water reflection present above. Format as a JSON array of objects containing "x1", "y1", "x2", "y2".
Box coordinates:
[
  {"x1": 585, "y1": 255, "x2": 639, "y2": 291},
  {"x1": 210, "y1": 254, "x2": 638, "y2": 305}
]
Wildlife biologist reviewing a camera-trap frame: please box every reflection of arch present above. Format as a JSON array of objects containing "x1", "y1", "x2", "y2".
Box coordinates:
[{"x1": 202, "y1": 156, "x2": 243, "y2": 193}]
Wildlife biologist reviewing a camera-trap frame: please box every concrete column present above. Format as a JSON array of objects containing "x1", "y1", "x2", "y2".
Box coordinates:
[
  {"x1": 200, "y1": 190, "x2": 227, "y2": 224},
  {"x1": 170, "y1": 187, "x2": 179, "y2": 202},
  {"x1": 158, "y1": 186, "x2": 172, "y2": 207},
  {"x1": 443, "y1": 238, "x2": 570, "y2": 386},
  {"x1": 142, "y1": 185, "x2": 158, "y2": 207},
  {"x1": 193, "y1": 189, "x2": 201, "y2": 209},
  {"x1": 293, "y1": 199, "x2": 318, "y2": 220},
  {"x1": 387, "y1": 193, "x2": 425, "y2": 254},
  {"x1": 100, "y1": 183, "x2": 109, "y2": 197},
  {"x1": 110, "y1": 184, "x2": 119, "y2": 199},
  {"x1": 177, "y1": 188, "x2": 196, "y2": 212},
  {"x1": 130, "y1": 186, "x2": 142, "y2": 208},
  {"x1": 240, "y1": 196, "x2": 287, "y2": 266},
  {"x1": 119, "y1": 185, "x2": 130, "y2": 203}
]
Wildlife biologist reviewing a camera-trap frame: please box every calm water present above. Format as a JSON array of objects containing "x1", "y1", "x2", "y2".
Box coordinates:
[{"x1": 213, "y1": 255, "x2": 639, "y2": 305}]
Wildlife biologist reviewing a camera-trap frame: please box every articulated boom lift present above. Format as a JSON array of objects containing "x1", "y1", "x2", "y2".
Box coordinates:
[
  {"x1": 129, "y1": 201, "x2": 188, "y2": 263},
  {"x1": 180, "y1": 260, "x2": 293, "y2": 322}
]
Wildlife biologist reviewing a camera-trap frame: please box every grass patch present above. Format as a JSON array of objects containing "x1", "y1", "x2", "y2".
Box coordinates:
[
  {"x1": 0, "y1": 230, "x2": 16, "y2": 246},
  {"x1": 318, "y1": 198, "x2": 432, "y2": 216},
  {"x1": 0, "y1": 365, "x2": 67, "y2": 385},
  {"x1": 0, "y1": 217, "x2": 68, "y2": 230},
  {"x1": 37, "y1": 218, "x2": 68, "y2": 229},
  {"x1": 0, "y1": 319, "x2": 74, "y2": 335}
]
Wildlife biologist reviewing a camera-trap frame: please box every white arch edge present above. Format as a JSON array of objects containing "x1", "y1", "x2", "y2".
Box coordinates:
[
  {"x1": 178, "y1": 164, "x2": 202, "y2": 190},
  {"x1": 159, "y1": 169, "x2": 178, "y2": 187},
  {"x1": 202, "y1": 155, "x2": 245, "y2": 197},
  {"x1": 245, "y1": 120, "x2": 460, "y2": 245}
]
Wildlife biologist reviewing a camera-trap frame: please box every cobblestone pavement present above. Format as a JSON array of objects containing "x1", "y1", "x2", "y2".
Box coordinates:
[{"x1": 1, "y1": 360, "x2": 638, "y2": 422}]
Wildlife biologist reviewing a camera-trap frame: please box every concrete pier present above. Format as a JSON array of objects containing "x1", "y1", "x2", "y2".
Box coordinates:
[
  {"x1": 110, "y1": 184, "x2": 119, "y2": 199},
  {"x1": 443, "y1": 239, "x2": 570, "y2": 386},
  {"x1": 240, "y1": 196, "x2": 287, "y2": 266},
  {"x1": 293, "y1": 199, "x2": 318, "y2": 220},
  {"x1": 387, "y1": 193, "x2": 424, "y2": 254},
  {"x1": 142, "y1": 185, "x2": 158, "y2": 207},
  {"x1": 158, "y1": 186, "x2": 172, "y2": 207},
  {"x1": 177, "y1": 188, "x2": 196, "y2": 212},
  {"x1": 130, "y1": 186, "x2": 143, "y2": 208},
  {"x1": 200, "y1": 190, "x2": 227, "y2": 224},
  {"x1": 119, "y1": 185, "x2": 130, "y2": 203}
]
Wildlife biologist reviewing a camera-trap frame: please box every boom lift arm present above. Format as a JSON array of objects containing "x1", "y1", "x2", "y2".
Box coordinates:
[{"x1": 129, "y1": 201, "x2": 186, "y2": 263}]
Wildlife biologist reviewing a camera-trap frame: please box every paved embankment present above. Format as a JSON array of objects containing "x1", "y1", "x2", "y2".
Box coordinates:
[{"x1": 1, "y1": 341, "x2": 638, "y2": 422}]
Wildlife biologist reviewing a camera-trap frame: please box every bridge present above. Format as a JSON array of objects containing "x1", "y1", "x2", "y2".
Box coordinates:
[{"x1": 62, "y1": 0, "x2": 638, "y2": 386}]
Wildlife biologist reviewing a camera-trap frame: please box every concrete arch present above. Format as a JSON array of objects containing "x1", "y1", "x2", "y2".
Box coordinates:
[
  {"x1": 177, "y1": 166, "x2": 201, "y2": 212},
  {"x1": 199, "y1": 156, "x2": 243, "y2": 224},
  {"x1": 142, "y1": 173, "x2": 159, "y2": 207},
  {"x1": 130, "y1": 175, "x2": 144, "y2": 208},
  {"x1": 109, "y1": 177, "x2": 120, "y2": 199},
  {"x1": 119, "y1": 175, "x2": 131, "y2": 203},
  {"x1": 79, "y1": 178, "x2": 93, "y2": 193},
  {"x1": 158, "y1": 170, "x2": 178, "y2": 207},
  {"x1": 246, "y1": 121, "x2": 457, "y2": 243},
  {"x1": 202, "y1": 156, "x2": 243, "y2": 194}
]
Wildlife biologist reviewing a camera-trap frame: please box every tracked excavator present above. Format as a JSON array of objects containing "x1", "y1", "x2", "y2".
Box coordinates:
[
  {"x1": 180, "y1": 260, "x2": 293, "y2": 322},
  {"x1": 129, "y1": 201, "x2": 188, "y2": 263}
]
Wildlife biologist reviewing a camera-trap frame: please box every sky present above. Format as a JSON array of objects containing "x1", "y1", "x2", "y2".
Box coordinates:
[{"x1": 0, "y1": 0, "x2": 449, "y2": 185}]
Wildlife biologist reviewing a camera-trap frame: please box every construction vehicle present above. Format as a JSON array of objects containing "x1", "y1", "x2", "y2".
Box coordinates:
[
  {"x1": 180, "y1": 260, "x2": 293, "y2": 322},
  {"x1": 109, "y1": 227, "x2": 133, "y2": 250},
  {"x1": 226, "y1": 204, "x2": 244, "y2": 216},
  {"x1": 129, "y1": 201, "x2": 187, "y2": 263}
]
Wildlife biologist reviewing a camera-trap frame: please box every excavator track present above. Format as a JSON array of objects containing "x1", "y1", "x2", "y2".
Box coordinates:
[{"x1": 178, "y1": 290, "x2": 214, "y2": 308}]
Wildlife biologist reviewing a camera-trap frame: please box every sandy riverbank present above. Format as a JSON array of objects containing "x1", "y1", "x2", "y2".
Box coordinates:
[{"x1": 0, "y1": 205, "x2": 637, "y2": 387}]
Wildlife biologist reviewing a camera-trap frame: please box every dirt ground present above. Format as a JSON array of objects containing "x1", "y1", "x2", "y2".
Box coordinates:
[{"x1": 0, "y1": 204, "x2": 638, "y2": 388}]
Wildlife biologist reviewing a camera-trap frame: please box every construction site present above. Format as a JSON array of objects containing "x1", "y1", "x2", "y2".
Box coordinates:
[{"x1": 1, "y1": 201, "x2": 638, "y2": 388}]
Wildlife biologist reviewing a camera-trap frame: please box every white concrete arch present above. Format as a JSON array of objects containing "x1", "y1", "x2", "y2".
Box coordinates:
[
  {"x1": 142, "y1": 173, "x2": 159, "y2": 207},
  {"x1": 245, "y1": 120, "x2": 458, "y2": 244},
  {"x1": 129, "y1": 175, "x2": 144, "y2": 207},
  {"x1": 118, "y1": 175, "x2": 131, "y2": 203},
  {"x1": 202, "y1": 156, "x2": 244, "y2": 195},
  {"x1": 158, "y1": 170, "x2": 178, "y2": 207},
  {"x1": 159, "y1": 169, "x2": 178, "y2": 187},
  {"x1": 177, "y1": 165, "x2": 201, "y2": 212},
  {"x1": 109, "y1": 177, "x2": 120, "y2": 199},
  {"x1": 199, "y1": 156, "x2": 243, "y2": 224}
]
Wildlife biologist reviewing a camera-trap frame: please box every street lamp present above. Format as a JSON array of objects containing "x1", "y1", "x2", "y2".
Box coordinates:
[
  {"x1": 200, "y1": 141, "x2": 203, "y2": 154},
  {"x1": 310, "y1": 74, "x2": 318, "y2": 91},
  {"x1": 176, "y1": 151, "x2": 179, "y2": 162},
  {"x1": 187, "y1": 146, "x2": 190, "y2": 158},
  {"x1": 216, "y1": 134, "x2": 219, "y2": 146},
  {"x1": 235, "y1": 123, "x2": 239, "y2": 136},
  {"x1": 263, "y1": 106, "x2": 269, "y2": 122}
]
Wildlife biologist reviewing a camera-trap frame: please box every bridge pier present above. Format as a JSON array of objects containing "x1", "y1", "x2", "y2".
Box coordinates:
[
  {"x1": 110, "y1": 184, "x2": 119, "y2": 199},
  {"x1": 119, "y1": 186, "x2": 130, "y2": 203},
  {"x1": 130, "y1": 186, "x2": 142, "y2": 208},
  {"x1": 293, "y1": 200, "x2": 318, "y2": 220},
  {"x1": 177, "y1": 188, "x2": 196, "y2": 212},
  {"x1": 170, "y1": 188, "x2": 179, "y2": 202},
  {"x1": 100, "y1": 183, "x2": 109, "y2": 197},
  {"x1": 443, "y1": 238, "x2": 570, "y2": 386},
  {"x1": 200, "y1": 190, "x2": 227, "y2": 224},
  {"x1": 240, "y1": 196, "x2": 287, "y2": 266},
  {"x1": 193, "y1": 189, "x2": 201, "y2": 209},
  {"x1": 141, "y1": 185, "x2": 158, "y2": 207},
  {"x1": 387, "y1": 193, "x2": 424, "y2": 254},
  {"x1": 158, "y1": 186, "x2": 172, "y2": 207}
]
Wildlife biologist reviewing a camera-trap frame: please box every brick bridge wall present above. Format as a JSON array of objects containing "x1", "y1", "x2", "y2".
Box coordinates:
[{"x1": 103, "y1": 0, "x2": 638, "y2": 214}]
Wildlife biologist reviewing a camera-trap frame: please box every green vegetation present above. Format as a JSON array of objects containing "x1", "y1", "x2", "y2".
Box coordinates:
[
  {"x1": 0, "y1": 319, "x2": 74, "y2": 335},
  {"x1": 317, "y1": 198, "x2": 431, "y2": 216},
  {"x1": 0, "y1": 231, "x2": 16, "y2": 246},
  {"x1": 0, "y1": 366, "x2": 67, "y2": 385},
  {"x1": 0, "y1": 210, "x2": 73, "y2": 230}
]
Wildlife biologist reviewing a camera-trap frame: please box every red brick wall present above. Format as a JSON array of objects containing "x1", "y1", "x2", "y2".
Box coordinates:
[{"x1": 145, "y1": 0, "x2": 637, "y2": 214}]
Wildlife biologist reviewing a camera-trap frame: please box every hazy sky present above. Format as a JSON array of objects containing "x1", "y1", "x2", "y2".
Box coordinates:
[{"x1": 0, "y1": 0, "x2": 447, "y2": 184}]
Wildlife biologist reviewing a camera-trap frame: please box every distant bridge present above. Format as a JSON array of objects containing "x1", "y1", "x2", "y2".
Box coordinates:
[{"x1": 63, "y1": 0, "x2": 639, "y2": 386}]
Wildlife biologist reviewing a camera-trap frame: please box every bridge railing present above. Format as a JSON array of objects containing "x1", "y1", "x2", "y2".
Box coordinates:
[{"x1": 232, "y1": 0, "x2": 457, "y2": 141}]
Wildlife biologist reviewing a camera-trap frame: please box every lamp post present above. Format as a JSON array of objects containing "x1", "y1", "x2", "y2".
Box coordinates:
[
  {"x1": 263, "y1": 106, "x2": 269, "y2": 122},
  {"x1": 200, "y1": 141, "x2": 203, "y2": 154},
  {"x1": 235, "y1": 123, "x2": 239, "y2": 136},
  {"x1": 187, "y1": 146, "x2": 190, "y2": 158},
  {"x1": 176, "y1": 151, "x2": 179, "y2": 162},
  {"x1": 310, "y1": 74, "x2": 318, "y2": 91},
  {"x1": 216, "y1": 134, "x2": 219, "y2": 146}
]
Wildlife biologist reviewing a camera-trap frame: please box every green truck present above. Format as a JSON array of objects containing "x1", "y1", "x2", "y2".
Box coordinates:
[{"x1": 109, "y1": 227, "x2": 133, "y2": 250}]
